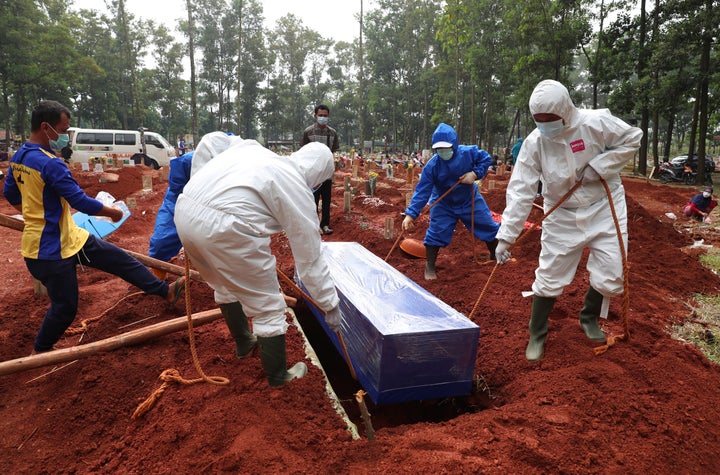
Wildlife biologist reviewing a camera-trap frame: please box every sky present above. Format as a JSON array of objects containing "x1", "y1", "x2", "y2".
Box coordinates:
[{"x1": 71, "y1": 0, "x2": 374, "y2": 43}]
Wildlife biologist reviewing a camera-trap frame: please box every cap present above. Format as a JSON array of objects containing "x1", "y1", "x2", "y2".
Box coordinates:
[
  {"x1": 704, "y1": 185, "x2": 713, "y2": 193},
  {"x1": 432, "y1": 141, "x2": 452, "y2": 149}
]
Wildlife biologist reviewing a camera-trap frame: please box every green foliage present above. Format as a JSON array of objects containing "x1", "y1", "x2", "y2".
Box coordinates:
[{"x1": 0, "y1": 0, "x2": 719, "y2": 161}]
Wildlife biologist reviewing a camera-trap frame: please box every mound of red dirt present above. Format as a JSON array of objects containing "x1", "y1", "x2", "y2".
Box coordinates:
[{"x1": 1, "y1": 161, "x2": 719, "y2": 473}]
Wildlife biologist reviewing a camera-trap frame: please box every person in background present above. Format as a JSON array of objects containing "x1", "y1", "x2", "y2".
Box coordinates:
[
  {"x1": 174, "y1": 141, "x2": 341, "y2": 387},
  {"x1": 148, "y1": 132, "x2": 239, "y2": 279},
  {"x1": 60, "y1": 145, "x2": 73, "y2": 164},
  {"x1": 177, "y1": 136, "x2": 187, "y2": 156},
  {"x1": 402, "y1": 122, "x2": 499, "y2": 280},
  {"x1": 511, "y1": 137, "x2": 523, "y2": 166},
  {"x1": 495, "y1": 79, "x2": 642, "y2": 361},
  {"x1": 301, "y1": 104, "x2": 339, "y2": 235},
  {"x1": 684, "y1": 186, "x2": 717, "y2": 222},
  {"x1": 2, "y1": 100, "x2": 184, "y2": 354}
]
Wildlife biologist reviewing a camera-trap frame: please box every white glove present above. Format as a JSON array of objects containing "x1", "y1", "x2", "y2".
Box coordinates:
[
  {"x1": 325, "y1": 306, "x2": 342, "y2": 332},
  {"x1": 459, "y1": 171, "x2": 477, "y2": 184},
  {"x1": 402, "y1": 215, "x2": 415, "y2": 231},
  {"x1": 582, "y1": 166, "x2": 601, "y2": 183},
  {"x1": 495, "y1": 240, "x2": 512, "y2": 265}
]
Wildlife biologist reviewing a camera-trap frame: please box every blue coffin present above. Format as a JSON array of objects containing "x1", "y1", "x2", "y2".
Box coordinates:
[{"x1": 299, "y1": 241, "x2": 479, "y2": 405}]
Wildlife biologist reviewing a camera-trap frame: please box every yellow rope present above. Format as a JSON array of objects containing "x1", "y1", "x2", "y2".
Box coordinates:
[
  {"x1": 468, "y1": 180, "x2": 583, "y2": 321},
  {"x1": 64, "y1": 290, "x2": 144, "y2": 335},
  {"x1": 593, "y1": 179, "x2": 631, "y2": 355},
  {"x1": 468, "y1": 177, "x2": 631, "y2": 356},
  {"x1": 384, "y1": 179, "x2": 462, "y2": 262},
  {"x1": 132, "y1": 256, "x2": 229, "y2": 420}
]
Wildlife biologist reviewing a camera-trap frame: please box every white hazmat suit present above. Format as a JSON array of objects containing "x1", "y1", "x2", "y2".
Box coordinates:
[
  {"x1": 175, "y1": 140, "x2": 340, "y2": 338},
  {"x1": 497, "y1": 80, "x2": 642, "y2": 298}
]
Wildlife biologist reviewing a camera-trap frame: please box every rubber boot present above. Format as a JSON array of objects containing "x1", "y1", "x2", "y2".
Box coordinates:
[
  {"x1": 257, "y1": 335, "x2": 307, "y2": 387},
  {"x1": 486, "y1": 239, "x2": 498, "y2": 261},
  {"x1": 526, "y1": 295, "x2": 556, "y2": 362},
  {"x1": 220, "y1": 302, "x2": 257, "y2": 358},
  {"x1": 579, "y1": 287, "x2": 607, "y2": 342},
  {"x1": 425, "y1": 245, "x2": 440, "y2": 280}
]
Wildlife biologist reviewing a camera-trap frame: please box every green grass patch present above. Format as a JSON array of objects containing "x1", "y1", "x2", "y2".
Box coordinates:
[
  {"x1": 669, "y1": 248, "x2": 720, "y2": 364},
  {"x1": 699, "y1": 250, "x2": 720, "y2": 270},
  {"x1": 670, "y1": 294, "x2": 720, "y2": 364}
]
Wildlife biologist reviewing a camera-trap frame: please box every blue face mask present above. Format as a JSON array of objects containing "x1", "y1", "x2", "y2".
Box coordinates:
[
  {"x1": 535, "y1": 119, "x2": 565, "y2": 139},
  {"x1": 47, "y1": 124, "x2": 70, "y2": 150},
  {"x1": 316, "y1": 116, "x2": 329, "y2": 126}
]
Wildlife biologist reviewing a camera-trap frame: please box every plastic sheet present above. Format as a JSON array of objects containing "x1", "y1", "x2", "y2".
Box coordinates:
[
  {"x1": 299, "y1": 241, "x2": 479, "y2": 405},
  {"x1": 72, "y1": 192, "x2": 131, "y2": 238}
]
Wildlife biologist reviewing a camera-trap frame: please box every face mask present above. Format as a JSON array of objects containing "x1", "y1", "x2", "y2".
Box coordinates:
[
  {"x1": 47, "y1": 124, "x2": 70, "y2": 150},
  {"x1": 535, "y1": 119, "x2": 565, "y2": 139},
  {"x1": 437, "y1": 149, "x2": 454, "y2": 161},
  {"x1": 317, "y1": 116, "x2": 329, "y2": 126},
  {"x1": 703, "y1": 192, "x2": 711, "y2": 198}
]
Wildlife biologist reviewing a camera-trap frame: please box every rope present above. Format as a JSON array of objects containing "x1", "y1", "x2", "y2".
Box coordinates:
[
  {"x1": 385, "y1": 179, "x2": 463, "y2": 262},
  {"x1": 593, "y1": 179, "x2": 631, "y2": 355},
  {"x1": 468, "y1": 177, "x2": 631, "y2": 357},
  {"x1": 277, "y1": 268, "x2": 358, "y2": 380},
  {"x1": 132, "y1": 256, "x2": 229, "y2": 420},
  {"x1": 468, "y1": 180, "x2": 583, "y2": 321},
  {"x1": 65, "y1": 290, "x2": 144, "y2": 335},
  {"x1": 471, "y1": 182, "x2": 476, "y2": 262}
]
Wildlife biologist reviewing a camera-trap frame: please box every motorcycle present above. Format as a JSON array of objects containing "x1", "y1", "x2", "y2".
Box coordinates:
[{"x1": 658, "y1": 162, "x2": 694, "y2": 184}]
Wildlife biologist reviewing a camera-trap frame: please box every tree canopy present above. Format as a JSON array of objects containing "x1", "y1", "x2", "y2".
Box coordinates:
[{"x1": 1, "y1": 0, "x2": 718, "y2": 178}]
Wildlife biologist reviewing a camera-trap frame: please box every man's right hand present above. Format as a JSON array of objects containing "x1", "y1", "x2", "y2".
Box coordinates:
[
  {"x1": 100, "y1": 205, "x2": 124, "y2": 222},
  {"x1": 402, "y1": 215, "x2": 415, "y2": 231},
  {"x1": 495, "y1": 240, "x2": 512, "y2": 264}
]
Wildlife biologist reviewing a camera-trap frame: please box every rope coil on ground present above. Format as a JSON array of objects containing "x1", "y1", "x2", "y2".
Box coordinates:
[{"x1": 132, "y1": 257, "x2": 229, "y2": 420}]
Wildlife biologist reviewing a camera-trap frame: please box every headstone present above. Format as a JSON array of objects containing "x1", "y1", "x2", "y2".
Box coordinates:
[{"x1": 142, "y1": 174, "x2": 153, "y2": 192}]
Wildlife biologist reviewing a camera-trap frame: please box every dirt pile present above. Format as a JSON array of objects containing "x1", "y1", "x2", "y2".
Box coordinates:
[{"x1": 0, "y1": 161, "x2": 719, "y2": 473}]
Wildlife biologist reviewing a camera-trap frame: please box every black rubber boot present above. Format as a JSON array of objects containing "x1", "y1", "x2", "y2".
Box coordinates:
[
  {"x1": 425, "y1": 245, "x2": 440, "y2": 280},
  {"x1": 220, "y1": 302, "x2": 257, "y2": 358},
  {"x1": 579, "y1": 287, "x2": 607, "y2": 342},
  {"x1": 258, "y1": 335, "x2": 307, "y2": 387},
  {"x1": 526, "y1": 296, "x2": 556, "y2": 362},
  {"x1": 486, "y1": 239, "x2": 498, "y2": 261}
]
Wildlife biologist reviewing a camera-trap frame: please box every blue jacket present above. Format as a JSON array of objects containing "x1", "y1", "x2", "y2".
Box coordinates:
[
  {"x1": 405, "y1": 123, "x2": 492, "y2": 218},
  {"x1": 148, "y1": 152, "x2": 193, "y2": 261}
]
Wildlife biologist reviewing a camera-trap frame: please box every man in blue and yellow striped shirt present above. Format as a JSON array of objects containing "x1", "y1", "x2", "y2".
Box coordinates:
[{"x1": 3, "y1": 100, "x2": 184, "y2": 353}]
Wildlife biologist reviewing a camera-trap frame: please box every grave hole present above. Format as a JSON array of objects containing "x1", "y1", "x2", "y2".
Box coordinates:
[{"x1": 294, "y1": 304, "x2": 495, "y2": 433}]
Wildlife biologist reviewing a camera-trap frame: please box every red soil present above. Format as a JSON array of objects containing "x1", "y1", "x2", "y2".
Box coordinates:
[{"x1": 1, "y1": 160, "x2": 719, "y2": 473}]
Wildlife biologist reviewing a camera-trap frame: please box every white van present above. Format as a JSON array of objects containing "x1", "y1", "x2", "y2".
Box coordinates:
[{"x1": 67, "y1": 128, "x2": 176, "y2": 169}]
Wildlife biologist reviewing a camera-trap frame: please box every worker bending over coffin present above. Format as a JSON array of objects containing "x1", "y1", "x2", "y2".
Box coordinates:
[{"x1": 175, "y1": 140, "x2": 341, "y2": 386}]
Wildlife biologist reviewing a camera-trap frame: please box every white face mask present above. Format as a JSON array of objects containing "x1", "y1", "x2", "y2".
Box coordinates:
[
  {"x1": 703, "y1": 192, "x2": 712, "y2": 198},
  {"x1": 437, "y1": 148, "x2": 453, "y2": 161},
  {"x1": 316, "y1": 116, "x2": 329, "y2": 125},
  {"x1": 535, "y1": 119, "x2": 565, "y2": 139}
]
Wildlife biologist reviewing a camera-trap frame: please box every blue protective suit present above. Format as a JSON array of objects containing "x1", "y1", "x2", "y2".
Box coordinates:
[
  {"x1": 404, "y1": 123, "x2": 499, "y2": 247},
  {"x1": 148, "y1": 151, "x2": 193, "y2": 261}
]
